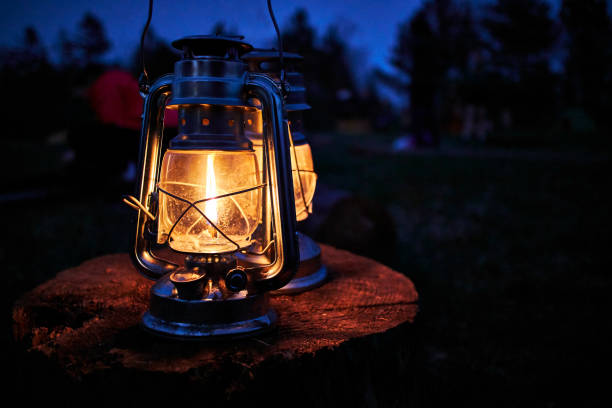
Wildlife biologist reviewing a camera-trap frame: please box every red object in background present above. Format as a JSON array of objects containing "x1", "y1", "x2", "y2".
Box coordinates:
[
  {"x1": 87, "y1": 70, "x2": 143, "y2": 131},
  {"x1": 88, "y1": 69, "x2": 178, "y2": 130},
  {"x1": 163, "y1": 107, "x2": 178, "y2": 128}
]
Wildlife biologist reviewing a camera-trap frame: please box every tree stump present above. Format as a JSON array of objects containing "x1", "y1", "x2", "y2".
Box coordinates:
[{"x1": 12, "y1": 244, "x2": 419, "y2": 407}]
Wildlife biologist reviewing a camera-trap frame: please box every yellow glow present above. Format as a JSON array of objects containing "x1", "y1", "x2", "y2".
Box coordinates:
[
  {"x1": 205, "y1": 155, "x2": 218, "y2": 225},
  {"x1": 291, "y1": 143, "x2": 317, "y2": 221},
  {"x1": 247, "y1": 114, "x2": 318, "y2": 222},
  {"x1": 157, "y1": 149, "x2": 261, "y2": 253}
]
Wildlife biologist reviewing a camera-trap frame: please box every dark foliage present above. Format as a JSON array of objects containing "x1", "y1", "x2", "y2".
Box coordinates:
[
  {"x1": 561, "y1": 0, "x2": 612, "y2": 124},
  {"x1": 129, "y1": 26, "x2": 179, "y2": 82},
  {"x1": 281, "y1": 9, "x2": 378, "y2": 130},
  {"x1": 282, "y1": 10, "x2": 340, "y2": 128},
  {"x1": 58, "y1": 13, "x2": 111, "y2": 67},
  {"x1": 385, "y1": 0, "x2": 612, "y2": 145},
  {"x1": 0, "y1": 27, "x2": 69, "y2": 141},
  {"x1": 482, "y1": 0, "x2": 560, "y2": 124},
  {"x1": 384, "y1": 0, "x2": 480, "y2": 145}
]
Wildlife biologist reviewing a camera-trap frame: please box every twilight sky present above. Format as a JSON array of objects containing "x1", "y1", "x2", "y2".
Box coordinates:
[
  {"x1": 0, "y1": 0, "x2": 425, "y2": 76},
  {"x1": 1, "y1": 0, "x2": 595, "y2": 92}
]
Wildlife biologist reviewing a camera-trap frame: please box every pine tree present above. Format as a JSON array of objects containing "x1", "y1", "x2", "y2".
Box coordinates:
[
  {"x1": 483, "y1": 0, "x2": 560, "y2": 124},
  {"x1": 131, "y1": 27, "x2": 178, "y2": 81},
  {"x1": 483, "y1": 0, "x2": 557, "y2": 80},
  {"x1": 282, "y1": 9, "x2": 317, "y2": 56},
  {"x1": 75, "y1": 13, "x2": 111, "y2": 64},
  {"x1": 387, "y1": 0, "x2": 479, "y2": 144},
  {"x1": 561, "y1": 0, "x2": 612, "y2": 121},
  {"x1": 281, "y1": 9, "x2": 360, "y2": 128}
]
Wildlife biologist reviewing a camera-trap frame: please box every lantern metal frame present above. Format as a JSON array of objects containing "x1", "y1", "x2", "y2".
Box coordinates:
[
  {"x1": 128, "y1": 36, "x2": 300, "y2": 340},
  {"x1": 242, "y1": 49, "x2": 328, "y2": 295}
]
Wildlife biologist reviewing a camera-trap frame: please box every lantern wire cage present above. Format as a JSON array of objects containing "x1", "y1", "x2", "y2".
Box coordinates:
[
  {"x1": 156, "y1": 183, "x2": 267, "y2": 252},
  {"x1": 125, "y1": 184, "x2": 268, "y2": 251},
  {"x1": 290, "y1": 138, "x2": 315, "y2": 218},
  {"x1": 125, "y1": 182, "x2": 281, "y2": 270}
]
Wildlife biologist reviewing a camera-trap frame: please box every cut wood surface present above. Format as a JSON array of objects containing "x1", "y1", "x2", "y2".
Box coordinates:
[{"x1": 13, "y1": 244, "x2": 419, "y2": 407}]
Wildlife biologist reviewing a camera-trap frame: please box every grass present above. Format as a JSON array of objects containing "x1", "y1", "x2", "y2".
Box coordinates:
[
  {"x1": 311, "y1": 132, "x2": 611, "y2": 406},
  {"x1": 3, "y1": 133, "x2": 611, "y2": 406}
]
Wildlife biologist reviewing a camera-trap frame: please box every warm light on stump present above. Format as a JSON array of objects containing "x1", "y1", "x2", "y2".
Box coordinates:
[{"x1": 12, "y1": 244, "x2": 419, "y2": 407}]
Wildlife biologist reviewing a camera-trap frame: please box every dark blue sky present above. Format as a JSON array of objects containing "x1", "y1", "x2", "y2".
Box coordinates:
[
  {"x1": 0, "y1": 0, "x2": 593, "y2": 89},
  {"x1": 0, "y1": 0, "x2": 426, "y2": 75}
]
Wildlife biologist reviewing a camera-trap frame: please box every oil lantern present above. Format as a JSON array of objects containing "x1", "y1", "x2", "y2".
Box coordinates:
[
  {"x1": 242, "y1": 49, "x2": 327, "y2": 294},
  {"x1": 124, "y1": 36, "x2": 299, "y2": 339}
]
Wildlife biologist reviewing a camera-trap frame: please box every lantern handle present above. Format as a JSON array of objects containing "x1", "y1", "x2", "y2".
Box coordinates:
[
  {"x1": 122, "y1": 194, "x2": 156, "y2": 220},
  {"x1": 245, "y1": 72, "x2": 300, "y2": 291},
  {"x1": 130, "y1": 74, "x2": 179, "y2": 280}
]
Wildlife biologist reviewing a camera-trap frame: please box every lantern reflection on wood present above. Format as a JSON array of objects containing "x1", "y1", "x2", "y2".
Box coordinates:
[
  {"x1": 126, "y1": 36, "x2": 299, "y2": 339},
  {"x1": 243, "y1": 50, "x2": 328, "y2": 294}
]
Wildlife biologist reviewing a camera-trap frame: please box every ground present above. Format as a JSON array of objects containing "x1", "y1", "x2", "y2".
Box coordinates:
[{"x1": 2, "y1": 132, "x2": 611, "y2": 406}]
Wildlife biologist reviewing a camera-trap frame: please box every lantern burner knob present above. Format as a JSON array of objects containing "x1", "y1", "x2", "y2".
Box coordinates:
[
  {"x1": 225, "y1": 268, "x2": 248, "y2": 292},
  {"x1": 169, "y1": 268, "x2": 207, "y2": 300}
]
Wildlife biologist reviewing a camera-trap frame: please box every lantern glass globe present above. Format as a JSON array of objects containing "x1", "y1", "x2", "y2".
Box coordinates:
[
  {"x1": 157, "y1": 149, "x2": 261, "y2": 254},
  {"x1": 291, "y1": 142, "x2": 317, "y2": 221}
]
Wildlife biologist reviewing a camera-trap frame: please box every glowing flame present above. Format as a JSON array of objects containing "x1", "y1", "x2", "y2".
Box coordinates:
[{"x1": 205, "y1": 155, "x2": 218, "y2": 228}]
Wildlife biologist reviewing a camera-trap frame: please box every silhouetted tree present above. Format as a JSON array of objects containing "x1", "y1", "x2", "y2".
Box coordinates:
[
  {"x1": 281, "y1": 9, "x2": 361, "y2": 129},
  {"x1": 484, "y1": 0, "x2": 557, "y2": 78},
  {"x1": 0, "y1": 27, "x2": 66, "y2": 139},
  {"x1": 2, "y1": 26, "x2": 49, "y2": 72},
  {"x1": 483, "y1": 0, "x2": 560, "y2": 124},
  {"x1": 76, "y1": 13, "x2": 111, "y2": 64},
  {"x1": 386, "y1": 0, "x2": 479, "y2": 145},
  {"x1": 363, "y1": 74, "x2": 398, "y2": 131},
  {"x1": 24, "y1": 27, "x2": 47, "y2": 65},
  {"x1": 131, "y1": 27, "x2": 179, "y2": 82},
  {"x1": 561, "y1": 0, "x2": 612, "y2": 123},
  {"x1": 282, "y1": 9, "x2": 316, "y2": 56},
  {"x1": 56, "y1": 12, "x2": 110, "y2": 70},
  {"x1": 57, "y1": 29, "x2": 77, "y2": 66},
  {"x1": 320, "y1": 25, "x2": 360, "y2": 119}
]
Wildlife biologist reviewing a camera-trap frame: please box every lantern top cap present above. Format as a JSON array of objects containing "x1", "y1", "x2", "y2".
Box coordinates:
[
  {"x1": 242, "y1": 49, "x2": 304, "y2": 62},
  {"x1": 172, "y1": 35, "x2": 253, "y2": 58}
]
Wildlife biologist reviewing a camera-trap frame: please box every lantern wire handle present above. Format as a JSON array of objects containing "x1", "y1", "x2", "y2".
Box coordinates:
[
  {"x1": 139, "y1": 0, "x2": 154, "y2": 94},
  {"x1": 123, "y1": 195, "x2": 156, "y2": 220},
  {"x1": 267, "y1": 0, "x2": 286, "y2": 94},
  {"x1": 242, "y1": 240, "x2": 275, "y2": 256}
]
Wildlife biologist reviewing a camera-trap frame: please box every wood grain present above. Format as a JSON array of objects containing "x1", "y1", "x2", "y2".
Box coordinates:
[{"x1": 13, "y1": 244, "x2": 419, "y2": 407}]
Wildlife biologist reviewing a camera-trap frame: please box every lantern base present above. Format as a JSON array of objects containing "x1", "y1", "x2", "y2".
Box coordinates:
[
  {"x1": 272, "y1": 232, "x2": 328, "y2": 295},
  {"x1": 141, "y1": 309, "x2": 276, "y2": 340},
  {"x1": 142, "y1": 274, "x2": 276, "y2": 340}
]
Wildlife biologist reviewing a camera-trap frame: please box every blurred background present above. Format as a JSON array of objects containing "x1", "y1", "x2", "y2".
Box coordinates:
[{"x1": 2, "y1": 0, "x2": 611, "y2": 406}]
